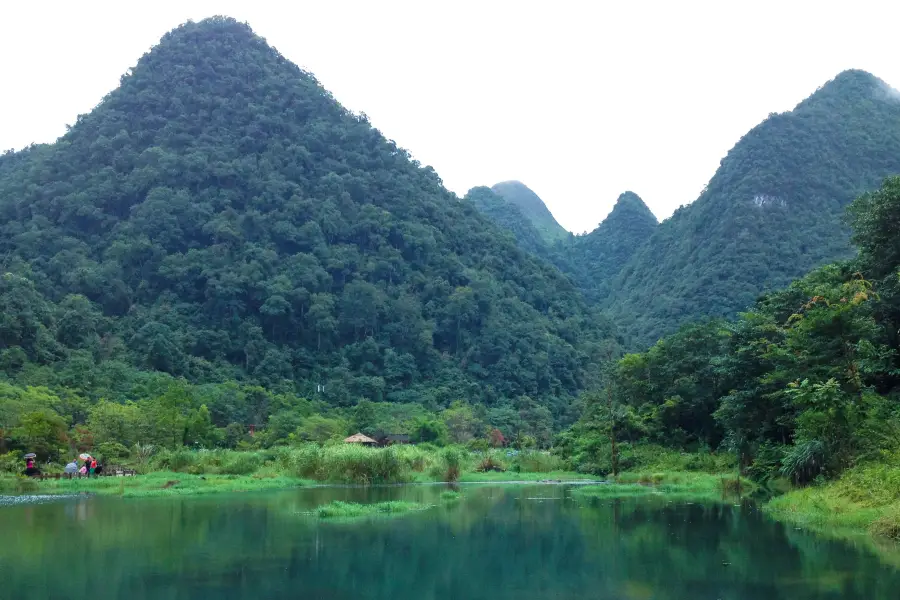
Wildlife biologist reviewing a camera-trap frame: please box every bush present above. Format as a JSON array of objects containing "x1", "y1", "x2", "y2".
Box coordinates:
[
  {"x1": 870, "y1": 510, "x2": 900, "y2": 539},
  {"x1": 283, "y1": 444, "x2": 410, "y2": 484},
  {"x1": 440, "y1": 446, "x2": 465, "y2": 482},
  {"x1": 96, "y1": 442, "x2": 130, "y2": 463},
  {"x1": 219, "y1": 451, "x2": 260, "y2": 475},
  {"x1": 131, "y1": 443, "x2": 156, "y2": 473},
  {"x1": 512, "y1": 451, "x2": 562, "y2": 473},
  {"x1": 466, "y1": 438, "x2": 489, "y2": 452},
  {"x1": 476, "y1": 452, "x2": 506, "y2": 473},
  {"x1": 151, "y1": 448, "x2": 198, "y2": 472},
  {"x1": 0, "y1": 451, "x2": 22, "y2": 474}
]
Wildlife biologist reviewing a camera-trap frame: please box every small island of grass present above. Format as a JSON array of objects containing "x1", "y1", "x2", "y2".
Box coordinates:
[
  {"x1": 313, "y1": 500, "x2": 429, "y2": 519},
  {"x1": 440, "y1": 490, "x2": 461, "y2": 502}
]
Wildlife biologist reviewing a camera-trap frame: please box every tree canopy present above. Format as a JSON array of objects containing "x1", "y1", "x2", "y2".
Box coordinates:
[{"x1": 0, "y1": 16, "x2": 616, "y2": 453}]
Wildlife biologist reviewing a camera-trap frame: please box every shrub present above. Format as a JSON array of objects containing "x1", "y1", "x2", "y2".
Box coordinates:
[
  {"x1": 96, "y1": 442, "x2": 130, "y2": 463},
  {"x1": 284, "y1": 444, "x2": 410, "y2": 484},
  {"x1": 476, "y1": 452, "x2": 506, "y2": 473},
  {"x1": 513, "y1": 451, "x2": 563, "y2": 473},
  {"x1": 151, "y1": 448, "x2": 198, "y2": 472},
  {"x1": 219, "y1": 451, "x2": 259, "y2": 475},
  {"x1": 870, "y1": 510, "x2": 900, "y2": 540},
  {"x1": 131, "y1": 443, "x2": 156, "y2": 473},
  {"x1": 0, "y1": 451, "x2": 21, "y2": 474},
  {"x1": 440, "y1": 446, "x2": 465, "y2": 482}
]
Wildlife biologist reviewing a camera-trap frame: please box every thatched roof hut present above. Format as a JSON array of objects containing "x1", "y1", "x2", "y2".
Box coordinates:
[{"x1": 344, "y1": 433, "x2": 378, "y2": 445}]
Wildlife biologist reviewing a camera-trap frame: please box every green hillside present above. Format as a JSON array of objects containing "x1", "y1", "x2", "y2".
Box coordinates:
[
  {"x1": 465, "y1": 186, "x2": 550, "y2": 258},
  {"x1": 570, "y1": 191, "x2": 658, "y2": 301},
  {"x1": 565, "y1": 176, "x2": 900, "y2": 508},
  {"x1": 607, "y1": 69, "x2": 900, "y2": 347},
  {"x1": 491, "y1": 181, "x2": 570, "y2": 244},
  {"x1": 0, "y1": 17, "x2": 614, "y2": 424}
]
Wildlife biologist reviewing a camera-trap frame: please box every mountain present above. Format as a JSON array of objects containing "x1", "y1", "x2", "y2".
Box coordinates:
[
  {"x1": 490, "y1": 181, "x2": 570, "y2": 244},
  {"x1": 570, "y1": 191, "x2": 658, "y2": 300},
  {"x1": 0, "y1": 17, "x2": 615, "y2": 415},
  {"x1": 465, "y1": 186, "x2": 550, "y2": 258},
  {"x1": 606, "y1": 69, "x2": 900, "y2": 347}
]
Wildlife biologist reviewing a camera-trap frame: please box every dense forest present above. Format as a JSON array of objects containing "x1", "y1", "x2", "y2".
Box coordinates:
[
  {"x1": 465, "y1": 186, "x2": 552, "y2": 259},
  {"x1": 468, "y1": 187, "x2": 658, "y2": 303},
  {"x1": 4, "y1": 15, "x2": 900, "y2": 480},
  {"x1": 567, "y1": 192, "x2": 658, "y2": 302},
  {"x1": 473, "y1": 71, "x2": 900, "y2": 348},
  {"x1": 607, "y1": 70, "x2": 900, "y2": 347},
  {"x1": 563, "y1": 176, "x2": 900, "y2": 483},
  {"x1": 490, "y1": 181, "x2": 571, "y2": 245},
  {"x1": 0, "y1": 17, "x2": 617, "y2": 458}
]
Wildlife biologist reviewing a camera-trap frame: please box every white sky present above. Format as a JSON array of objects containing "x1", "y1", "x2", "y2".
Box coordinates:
[{"x1": 2, "y1": 1, "x2": 899, "y2": 233}]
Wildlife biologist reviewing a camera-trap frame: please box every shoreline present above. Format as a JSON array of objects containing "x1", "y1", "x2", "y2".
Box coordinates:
[{"x1": 0, "y1": 469, "x2": 599, "y2": 500}]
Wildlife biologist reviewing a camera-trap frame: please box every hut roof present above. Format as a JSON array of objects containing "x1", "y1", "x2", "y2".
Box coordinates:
[{"x1": 344, "y1": 433, "x2": 377, "y2": 444}]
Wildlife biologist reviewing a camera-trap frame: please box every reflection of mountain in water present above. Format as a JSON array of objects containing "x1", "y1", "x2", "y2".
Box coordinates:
[{"x1": 1, "y1": 485, "x2": 898, "y2": 599}]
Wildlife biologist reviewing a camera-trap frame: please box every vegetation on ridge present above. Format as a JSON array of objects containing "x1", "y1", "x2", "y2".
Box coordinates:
[
  {"x1": 490, "y1": 181, "x2": 570, "y2": 244},
  {"x1": 0, "y1": 16, "x2": 618, "y2": 461},
  {"x1": 607, "y1": 69, "x2": 900, "y2": 346}
]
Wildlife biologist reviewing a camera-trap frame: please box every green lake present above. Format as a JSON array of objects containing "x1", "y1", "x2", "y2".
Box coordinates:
[{"x1": 1, "y1": 483, "x2": 898, "y2": 599}]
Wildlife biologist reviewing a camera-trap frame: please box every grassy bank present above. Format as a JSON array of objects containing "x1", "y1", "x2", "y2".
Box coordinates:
[
  {"x1": 1, "y1": 445, "x2": 584, "y2": 497},
  {"x1": 765, "y1": 459, "x2": 900, "y2": 541},
  {"x1": 573, "y1": 471, "x2": 755, "y2": 502},
  {"x1": 458, "y1": 470, "x2": 596, "y2": 483},
  {"x1": 0, "y1": 471, "x2": 311, "y2": 498}
]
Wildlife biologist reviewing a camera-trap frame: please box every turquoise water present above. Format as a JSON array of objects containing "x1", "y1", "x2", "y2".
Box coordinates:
[{"x1": 0, "y1": 484, "x2": 898, "y2": 599}]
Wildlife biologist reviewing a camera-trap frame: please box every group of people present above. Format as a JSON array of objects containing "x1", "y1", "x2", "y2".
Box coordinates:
[
  {"x1": 22, "y1": 454, "x2": 101, "y2": 477},
  {"x1": 64, "y1": 455, "x2": 101, "y2": 476}
]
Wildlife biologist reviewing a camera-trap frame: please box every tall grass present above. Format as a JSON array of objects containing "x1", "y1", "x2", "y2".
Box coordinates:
[
  {"x1": 512, "y1": 450, "x2": 564, "y2": 473},
  {"x1": 280, "y1": 444, "x2": 449, "y2": 484},
  {"x1": 151, "y1": 448, "x2": 263, "y2": 475},
  {"x1": 575, "y1": 472, "x2": 755, "y2": 501},
  {"x1": 765, "y1": 453, "x2": 900, "y2": 540}
]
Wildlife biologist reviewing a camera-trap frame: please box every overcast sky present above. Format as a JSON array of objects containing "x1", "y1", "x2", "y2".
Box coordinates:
[{"x1": 2, "y1": 1, "x2": 898, "y2": 233}]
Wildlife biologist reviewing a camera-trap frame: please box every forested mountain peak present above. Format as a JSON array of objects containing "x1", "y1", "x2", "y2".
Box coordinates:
[
  {"x1": 0, "y1": 16, "x2": 615, "y2": 424},
  {"x1": 490, "y1": 181, "x2": 570, "y2": 243},
  {"x1": 797, "y1": 69, "x2": 892, "y2": 112},
  {"x1": 566, "y1": 191, "x2": 658, "y2": 302},
  {"x1": 464, "y1": 186, "x2": 549, "y2": 257},
  {"x1": 606, "y1": 68, "x2": 900, "y2": 347},
  {"x1": 605, "y1": 192, "x2": 657, "y2": 227}
]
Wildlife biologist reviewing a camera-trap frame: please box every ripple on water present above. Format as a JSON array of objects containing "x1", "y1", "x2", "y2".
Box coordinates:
[{"x1": 0, "y1": 494, "x2": 88, "y2": 507}]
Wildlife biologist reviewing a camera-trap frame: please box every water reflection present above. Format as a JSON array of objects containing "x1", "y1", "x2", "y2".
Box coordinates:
[{"x1": 0, "y1": 484, "x2": 897, "y2": 599}]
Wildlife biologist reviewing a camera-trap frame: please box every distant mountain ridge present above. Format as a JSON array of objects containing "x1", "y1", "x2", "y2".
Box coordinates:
[
  {"x1": 607, "y1": 69, "x2": 900, "y2": 346},
  {"x1": 470, "y1": 70, "x2": 900, "y2": 350},
  {"x1": 490, "y1": 181, "x2": 570, "y2": 244},
  {"x1": 569, "y1": 191, "x2": 658, "y2": 301},
  {"x1": 465, "y1": 186, "x2": 550, "y2": 257}
]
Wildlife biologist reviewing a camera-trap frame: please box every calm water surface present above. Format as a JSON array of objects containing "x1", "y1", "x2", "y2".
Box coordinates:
[{"x1": 1, "y1": 484, "x2": 898, "y2": 599}]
